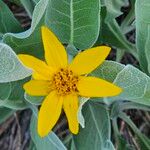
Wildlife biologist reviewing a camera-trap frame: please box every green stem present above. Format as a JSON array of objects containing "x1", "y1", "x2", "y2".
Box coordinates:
[
  {"x1": 112, "y1": 118, "x2": 120, "y2": 135},
  {"x1": 119, "y1": 112, "x2": 150, "y2": 149},
  {"x1": 121, "y1": 0, "x2": 135, "y2": 34},
  {"x1": 107, "y1": 20, "x2": 138, "y2": 60},
  {"x1": 63, "y1": 134, "x2": 72, "y2": 145},
  {"x1": 119, "y1": 112, "x2": 140, "y2": 134},
  {"x1": 120, "y1": 102, "x2": 150, "y2": 112},
  {"x1": 116, "y1": 49, "x2": 125, "y2": 62}
]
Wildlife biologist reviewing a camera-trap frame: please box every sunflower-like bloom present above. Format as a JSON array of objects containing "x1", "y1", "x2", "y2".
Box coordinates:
[{"x1": 18, "y1": 26, "x2": 122, "y2": 137}]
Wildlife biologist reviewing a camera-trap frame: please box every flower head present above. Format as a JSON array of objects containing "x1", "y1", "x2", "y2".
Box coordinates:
[{"x1": 18, "y1": 26, "x2": 122, "y2": 137}]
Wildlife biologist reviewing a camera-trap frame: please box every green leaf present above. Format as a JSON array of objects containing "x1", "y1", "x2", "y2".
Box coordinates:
[
  {"x1": 111, "y1": 108, "x2": 135, "y2": 150},
  {"x1": 4, "y1": 28, "x2": 44, "y2": 58},
  {"x1": 30, "y1": 0, "x2": 48, "y2": 31},
  {"x1": 91, "y1": 60, "x2": 125, "y2": 83},
  {"x1": 101, "y1": 0, "x2": 128, "y2": 22},
  {"x1": 4, "y1": 0, "x2": 48, "y2": 38},
  {"x1": 111, "y1": 102, "x2": 150, "y2": 118},
  {"x1": 98, "y1": 0, "x2": 137, "y2": 59},
  {"x1": 120, "y1": 0, "x2": 135, "y2": 34},
  {"x1": 9, "y1": 0, "x2": 22, "y2": 6},
  {"x1": 77, "y1": 97, "x2": 89, "y2": 128},
  {"x1": 116, "y1": 49, "x2": 125, "y2": 62},
  {"x1": 72, "y1": 101, "x2": 112, "y2": 150},
  {"x1": 20, "y1": 0, "x2": 35, "y2": 18},
  {"x1": 66, "y1": 44, "x2": 78, "y2": 57},
  {"x1": 45, "y1": 0, "x2": 100, "y2": 49},
  {"x1": 90, "y1": 61, "x2": 150, "y2": 106},
  {"x1": 1, "y1": 79, "x2": 29, "y2": 110},
  {"x1": 115, "y1": 134, "x2": 134, "y2": 150},
  {"x1": 103, "y1": 140, "x2": 115, "y2": 150},
  {"x1": 0, "y1": 83, "x2": 11, "y2": 100},
  {"x1": 110, "y1": 65, "x2": 150, "y2": 106},
  {"x1": 0, "y1": 0, "x2": 22, "y2": 36},
  {"x1": 25, "y1": 93, "x2": 44, "y2": 105},
  {"x1": 3, "y1": 0, "x2": 49, "y2": 57},
  {"x1": 0, "y1": 107, "x2": 14, "y2": 124},
  {"x1": 114, "y1": 65, "x2": 148, "y2": 99},
  {"x1": 135, "y1": 134, "x2": 150, "y2": 150},
  {"x1": 99, "y1": 19, "x2": 137, "y2": 56},
  {"x1": 0, "y1": 43, "x2": 32, "y2": 83},
  {"x1": 32, "y1": 0, "x2": 40, "y2": 4},
  {"x1": 135, "y1": 0, "x2": 150, "y2": 73},
  {"x1": 89, "y1": 60, "x2": 125, "y2": 105},
  {"x1": 28, "y1": 140, "x2": 36, "y2": 150},
  {"x1": 30, "y1": 106, "x2": 67, "y2": 150}
]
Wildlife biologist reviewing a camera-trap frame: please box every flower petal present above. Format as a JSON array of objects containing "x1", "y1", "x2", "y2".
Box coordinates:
[
  {"x1": 24, "y1": 80, "x2": 51, "y2": 96},
  {"x1": 69, "y1": 46, "x2": 111, "y2": 75},
  {"x1": 32, "y1": 72, "x2": 49, "y2": 80},
  {"x1": 77, "y1": 77, "x2": 122, "y2": 97},
  {"x1": 41, "y1": 26, "x2": 68, "y2": 68},
  {"x1": 18, "y1": 54, "x2": 54, "y2": 79},
  {"x1": 38, "y1": 91, "x2": 63, "y2": 137},
  {"x1": 63, "y1": 94, "x2": 79, "y2": 134}
]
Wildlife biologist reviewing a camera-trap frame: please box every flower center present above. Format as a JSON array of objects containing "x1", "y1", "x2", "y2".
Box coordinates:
[{"x1": 52, "y1": 68, "x2": 79, "y2": 96}]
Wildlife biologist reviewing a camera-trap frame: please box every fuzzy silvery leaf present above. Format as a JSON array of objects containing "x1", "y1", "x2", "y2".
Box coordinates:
[
  {"x1": 0, "y1": 43, "x2": 32, "y2": 83},
  {"x1": 30, "y1": 107, "x2": 67, "y2": 150},
  {"x1": 72, "y1": 102, "x2": 112, "y2": 150},
  {"x1": 0, "y1": 0, "x2": 22, "y2": 37},
  {"x1": 45, "y1": 0, "x2": 100, "y2": 49},
  {"x1": 136, "y1": 0, "x2": 150, "y2": 73}
]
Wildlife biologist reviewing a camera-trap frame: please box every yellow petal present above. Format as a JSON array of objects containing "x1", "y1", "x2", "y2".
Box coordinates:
[
  {"x1": 69, "y1": 46, "x2": 111, "y2": 75},
  {"x1": 77, "y1": 77, "x2": 122, "y2": 97},
  {"x1": 63, "y1": 94, "x2": 79, "y2": 134},
  {"x1": 32, "y1": 72, "x2": 50, "y2": 80},
  {"x1": 41, "y1": 26, "x2": 68, "y2": 68},
  {"x1": 18, "y1": 54, "x2": 54, "y2": 79},
  {"x1": 38, "y1": 91, "x2": 63, "y2": 137},
  {"x1": 24, "y1": 80, "x2": 51, "y2": 96}
]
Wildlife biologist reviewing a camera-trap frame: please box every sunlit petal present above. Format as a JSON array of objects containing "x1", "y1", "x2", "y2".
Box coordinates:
[
  {"x1": 18, "y1": 54, "x2": 53, "y2": 79},
  {"x1": 63, "y1": 94, "x2": 79, "y2": 134},
  {"x1": 41, "y1": 26, "x2": 68, "y2": 68},
  {"x1": 69, "y1": 46, "x2": 111, "y2": 75},
  {"x1": 32, "y1": 72, "x2": 51, "y2": 80},
  {"x1": 38, "y1": 91, "x2": 63, "y2": 137},
  {"x1": 77, "y1": 77, "x2": 122, "y2": 97},
  {"x1": 24, "y1": 80, "x2": 51, "y2": 96}
]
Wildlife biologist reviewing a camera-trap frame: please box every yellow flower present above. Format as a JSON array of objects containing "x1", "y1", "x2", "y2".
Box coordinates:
[{"x1": 18, "y1": 26, "x2": 122, "y2": 137}]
